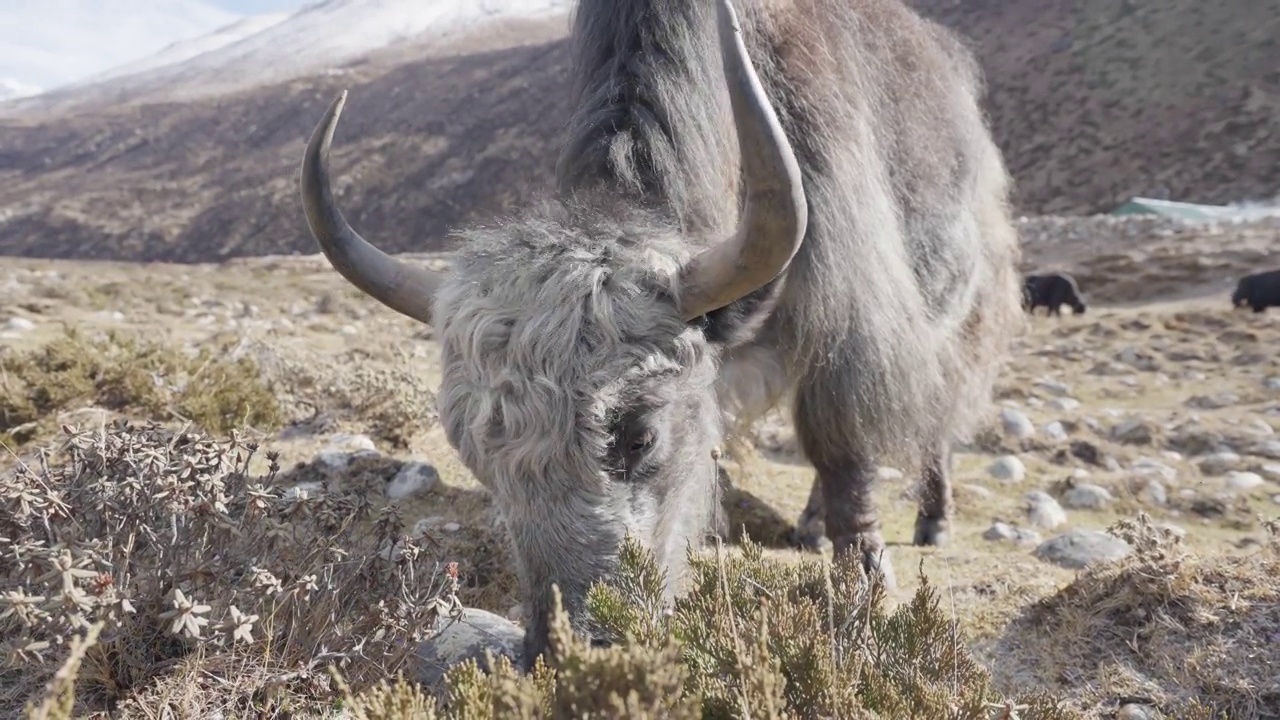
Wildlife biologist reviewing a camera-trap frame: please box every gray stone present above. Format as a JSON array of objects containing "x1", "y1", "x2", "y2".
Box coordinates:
[
  {"x1": 987, "y1": 455, "x2": 1026, "y2": 483},
  {"x1": 959, "y1": 483, "x2": 994, "y2": 501},
  {"x1": 387, "y1": 461, "x2": 439, "y2": 500},
  {"x1": 1000, "y1": 408, "x2": 1036, "y2": 439},
  {"x1": 1130, "y1": 477, "x2": 1168, "y2": 507},
  {"x1": 1131, "y1": 457, "x2": 1177, "y2": 482},
  {"x1": 1110, "y1": 419, "x2": 1154, "y2": 445},
  {"x1": 1061, "y1": 483, "x2": 1114, "y2": 510},
  {"x1": 1252, "y1": 440, "x2": 1280, "y2": 460},
  {"x1": 1043, "y1": 421, "x2": 1069, "y2": 443},
  {"x1": 1244, "y1": 418, "x2": 1275, "y2": 436},
  {"x1": 983, "y1": 521, "x2": 1041, "y2": 546},
  {"x1": 876, "y1": 466, "x2": 904, "y2": 481},
  {"x1": 442, "y1": 522, "x2": 462, "y2": 533},
  {"x1": 1185, "y1": 392, "x2": 1239, "y2": 410},
  {"x1": 1024, "y1": 491, "x2": 1067, "y2": 530},
  {"x1": 1117, "y1": 703, "x2": 1161, "y2": 720},
  {"x1": 1224, "y1": 471, "x2": 1266, "y2": 493},
  {"x1": 1033, "y1": 529, "x2": 1131, "y2": 570},
  {"x1": 1047, "y1": 397, "x2": 1081, "y2": 412},
  {"x1": 415, "y1": 608, "x2": 524, "y2": 691},
  {"x1": 1198, "y1": 451, "x2": 1241, "y2": 476},
  {"x1": 1260, "y1": 464, "x2": 1280, "y2": 482},
  {"x1": 1034, "y1": 380, "x2": 1072, "y2": 397},
  {"x1": 1264, "y1": 377, "x2": 1280, "y2": 392}
]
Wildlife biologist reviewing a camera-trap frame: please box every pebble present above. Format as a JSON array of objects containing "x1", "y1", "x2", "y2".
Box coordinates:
[
  {"x1": 414, "y1": 608, "x2": 524, "y2": 691},
  {"x1": 1033, "y1": 529, "x2": 1132, "y2": 570},
  {"x1": 1131, "y1": 457, "x2": 1177, "y2": 482},
  {"x1": 387, "y1": 461, "x2": 439, "y2": 500},
  {"x1": 987, "y1": 455, "x2": 1026, "y2": 483},
  {"x1": 983, "y1": 521, "x2": 1041, "y2": 546},
  {"x1": 1061, "y1": 483, "x2": 1114, "y2": 510},
  {"x1": 4, "y1": 317, "x2": 35, "y2": 332},
  {"x1": 1116, "y1": 703, "x2": 1160, "y2": 720},
  {"x1": 1110, "y1": 418, "x2": 1154, "y2": 445},
  {"x1": 1198, "y1": 451, "x2": 1240, "y2": 476},
  {"x1": 442, "y1": 522, "x2": 462, "y2": 533},
  {"x1": 1034, "y1": 380, "x2": 1072, "y2": 397},
  {"x1": 1224, "y1": 471, "x2": 1266, "y2": 493},
  {"x1": 1252, "y1": 440, "x2": 1280, "y2": 460},
  {"x1": 1264, "y1": 377, "x2": 1280, "y2": 391},
  {"x1": 1260, "y1": 464, "x2": 1280, "y2": 482},
  {"x1": 876, "y1": 466, "x2": 904, "y2": 481},
  {"x1": 1130, "y1": 478, "x2": 1168, "y2": 507},
  {"x1": 1043, "y1": 421, "x2": 1069, "y2": 442},
  {"x1": 1024, "y1": 491, "x2": 1067, "y2": 530},
  {"x1": 1000, "y1": 408, "x2": 1036, "y2": 439},
  {"x1": 1047, "y1": 397, "x2": 1081, "y2": 412}
]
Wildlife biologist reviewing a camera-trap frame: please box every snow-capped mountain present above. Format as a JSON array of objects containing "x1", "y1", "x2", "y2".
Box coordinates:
[
  {"x1": 7, "y1": 0, "x2": 574, "y2": 109},
  {"x1": 0, "y1": 0, "x2": 237, "y2": 98}
]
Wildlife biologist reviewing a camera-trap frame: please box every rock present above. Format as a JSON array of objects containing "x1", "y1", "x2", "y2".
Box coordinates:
[
  {"x1": 4, "y1": 317, "x2": 35, "y2": 332},
  {"x1": 1000, "y1": 408, "x2": 1036, "y2": 439},
  {"x1": 1244, "y1": 418, "x2": 1275, "y2": 436},
  {"x1": 387, "y1": 461, "x2": 439, "y2": 500},
  {"x1": 1198, "y1": 451, "x2": 1240, "y2": 476},
  {"x1": 1034, "y1": 380, "x2": 1071, "y2": 397},
  {"x1": 325, "y1": 433, "x2": 378, "y2": 453},
  {"x1": 1264, "y1": 377, "x2": 1280, "y2": 391},
  {"x1": 1110, "y1": 419, "x2": 1154, "y2": 445},
  {"x1": 958, "y1": 483, "x2": 994, "y2": 501},
  {"x1": 1024, "y1": 491, "x2": 1067, "y2": 530},
  {"x1": 1272, "y1": 494, "x2": 1280, "y2": 505},
  {"x1": 1252, "y1": 440, "x2": 1280, "y2": 460},
  {"x1": 1260, "y1": 464, "x2": 1280, "y2": 482},
  {"x1": 987, "y1": 455, "x2": 1026, "y2": 483},
  {"x1": 1043, "y1": 421, "x2": 1069, "y2": 443},
  {"x1": 1116, "y1": 703, "x2": 1160, "y2": 720},
  {"x1": 442, "y1": 522, "x2": 462, "y2": 533},
  {"x1": 1061, "y1": 483, "x2": 1114, "y2": 510},
  {"x1": 1224, "y1": 471, "x2": 1266, "y2": 493},
  {"x1": 983, "y1": 521, "x2": 1041, "y2": 546},
  {"x1": 1047, "y1": 397, "x2": 1081, "y2": 412},
  {"x1": 1130, "y1": 477, "x2": 1168, "y2": 507},
  {"x1": 1185, "y1": 392, "x2": 1239, "y2": 410},
  {"x1": 1033, "y1": 529, "x2": 1131, "y2": 570},
  {"x1": 876, "y1": 466, "x2": 904, "y2": 481},
  {"x1": 1131, "y1": 457, "x2": 1177, "y2": 482},
  {"x1": 414, "y1": 608, "x2": 524, "y2": 691}
]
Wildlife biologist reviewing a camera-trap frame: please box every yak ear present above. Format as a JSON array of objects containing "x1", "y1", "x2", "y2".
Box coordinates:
[{"x1": 693, "y1": 275, "x2": 784, "y2": 348}]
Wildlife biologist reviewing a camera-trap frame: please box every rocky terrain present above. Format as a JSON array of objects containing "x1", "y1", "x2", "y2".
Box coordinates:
[
  {"x1": 2, "y1": 213, "x2": 1279, "y2": 717},
  {"x1": 0, "y1": 0, "x2": 1277, "y2": 262}
]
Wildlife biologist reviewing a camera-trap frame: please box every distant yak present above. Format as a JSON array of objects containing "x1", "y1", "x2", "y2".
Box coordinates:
[
  {"x1": 1023, "y1": 272, "x2": 1087, "y2": 316},
  {"x1": 1232, "y1": 268, "x2": 1280, "y2": 313}
]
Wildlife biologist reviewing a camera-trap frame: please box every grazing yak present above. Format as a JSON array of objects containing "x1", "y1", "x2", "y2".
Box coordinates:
[
  {"x1": 1023, "y1": 272, "x2": 1087, "y2": 316},
  {"x1": 297, "y1": 0, "x2": 1023, "y2": 666},
  {"x1": 1232, "y1": 268, "x2": 1280, "y2": 313}
]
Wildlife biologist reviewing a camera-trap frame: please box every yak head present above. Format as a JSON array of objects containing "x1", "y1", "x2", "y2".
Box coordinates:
[{"x1": 296, "y1": 0, "x2": 806, "y2": 669}]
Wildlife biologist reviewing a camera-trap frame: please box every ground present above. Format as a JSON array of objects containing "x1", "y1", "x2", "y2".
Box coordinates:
[{"x1": 2, "y1": 215, "x2": 1279, "y2": 717}]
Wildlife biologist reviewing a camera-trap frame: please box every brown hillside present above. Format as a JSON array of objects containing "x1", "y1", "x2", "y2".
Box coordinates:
[{"x1": 0, "y1": 2, "x2": 1276, "y2": 262}]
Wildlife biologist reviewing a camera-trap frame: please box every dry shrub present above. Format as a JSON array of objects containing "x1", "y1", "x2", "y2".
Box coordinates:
[
  {"x1": 419, "y1": 538, "x2": 1076, "y2": 719},
  {"x1": 989, "y1": 513, "x2": 1280, "y2": 719},
  {"x1": 0, "y1": 420, "x2": 457, "y2": 717},
  {"x1": 0, "y1": 329, "x2": 281, "y2": 446},
  {"x1": 270, "y1": 347, "x2": 437, "y2": 450}
]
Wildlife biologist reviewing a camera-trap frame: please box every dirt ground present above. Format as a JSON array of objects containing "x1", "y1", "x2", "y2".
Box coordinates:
[{"x1": 2, "y1": 217, "x2": 1278, "y2": 715}]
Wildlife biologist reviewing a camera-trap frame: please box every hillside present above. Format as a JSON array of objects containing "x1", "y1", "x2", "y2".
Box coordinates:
[{"x1": 0, "y1": 0, "x2": 1277, "y2": 262}]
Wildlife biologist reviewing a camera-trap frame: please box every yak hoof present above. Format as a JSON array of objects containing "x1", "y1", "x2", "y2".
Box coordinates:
[
  {"x1": 792, "y1": 507, "x2": 830, "y2": 553},
  {"x1": 912, "y1": 515, "x2": 951, "y2": 547},
  {"x1": 832, "y1": 533, "x2": 897, "y2": 592}
]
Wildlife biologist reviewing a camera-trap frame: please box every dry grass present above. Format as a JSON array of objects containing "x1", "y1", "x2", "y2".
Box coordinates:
[
  {"x1": 0, "y1": 329, "x2": 282, "y2": 447},
  {"x1": 987, "y1": 514, "x2": 1280, "y2": 719}
]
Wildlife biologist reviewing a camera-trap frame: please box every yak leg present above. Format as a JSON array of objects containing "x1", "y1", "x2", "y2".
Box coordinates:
[
  {"x1": 792, "y1": 390, "x2": 895, "y2": 590},
  {"x1": 912, "y1": 442, "x2": 953, "y2": 547},
  {"x1": 793, "y1": 475, "x2": 829, "y2": 551}
]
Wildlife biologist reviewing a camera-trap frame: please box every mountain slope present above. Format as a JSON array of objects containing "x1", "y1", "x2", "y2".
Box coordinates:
[{"x1": 0, "y1": 0, "x2": 1276, "y2": 263}]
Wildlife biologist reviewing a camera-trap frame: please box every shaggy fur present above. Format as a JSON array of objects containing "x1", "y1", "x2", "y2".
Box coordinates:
[
  {"x1": 430, "y1": 0, "x2": 1024, "y2": 664},
  {"x1": 1023, "y1": 272, "x2": 1087, "y2": 316},
  {"x1": 1232, "y1": 268, "x2": 1280, "y2": 313}
]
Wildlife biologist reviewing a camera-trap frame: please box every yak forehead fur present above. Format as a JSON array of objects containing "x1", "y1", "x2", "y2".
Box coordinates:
[{"x1": 432, "y1": 199, "x2": 723, "y2": 609}]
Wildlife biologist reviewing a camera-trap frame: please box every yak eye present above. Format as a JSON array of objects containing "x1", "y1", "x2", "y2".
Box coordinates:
[{"x1": 629, "y1": 429, "x2": 655, "y2": 454}]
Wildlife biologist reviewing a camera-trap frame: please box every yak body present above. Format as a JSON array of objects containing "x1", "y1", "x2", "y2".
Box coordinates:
[
  {"x1": 1232, "y1": 269, "x2": 1280, "y2": 313},
  {"x1": 1023, "y1": 272, "x2": 1087, "y2": 316},
  {"x1": 300, "y1": 0, "x2": 1023, "y2": 666}
]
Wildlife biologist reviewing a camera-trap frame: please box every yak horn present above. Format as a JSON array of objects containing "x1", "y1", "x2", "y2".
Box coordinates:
[
  {"x1": 677, "y1": 0, "x2": 808, "y2": 322},
  {"x1": 300, "y1": 90, "x2": 442, "y2": 325}
]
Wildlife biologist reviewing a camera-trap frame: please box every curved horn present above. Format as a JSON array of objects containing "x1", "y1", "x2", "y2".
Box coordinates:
[
  {"x1": 677, "y1": 0, "x2": 808, "y2": 322},
  {"x1": 300, "y1": 90, "x2": 442, "y2": 325}
]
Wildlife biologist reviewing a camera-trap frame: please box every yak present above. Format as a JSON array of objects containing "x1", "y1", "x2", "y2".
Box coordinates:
[
  {"x1": 1023, "y1": 272, "x2": 1087, "y2": 316},
  {"x1": 1232, "y1": 268, "x2": 1280, "y2": 313},
  {"x1": 296, "y1": 0, "x2": 1023, "y2": 666}
]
